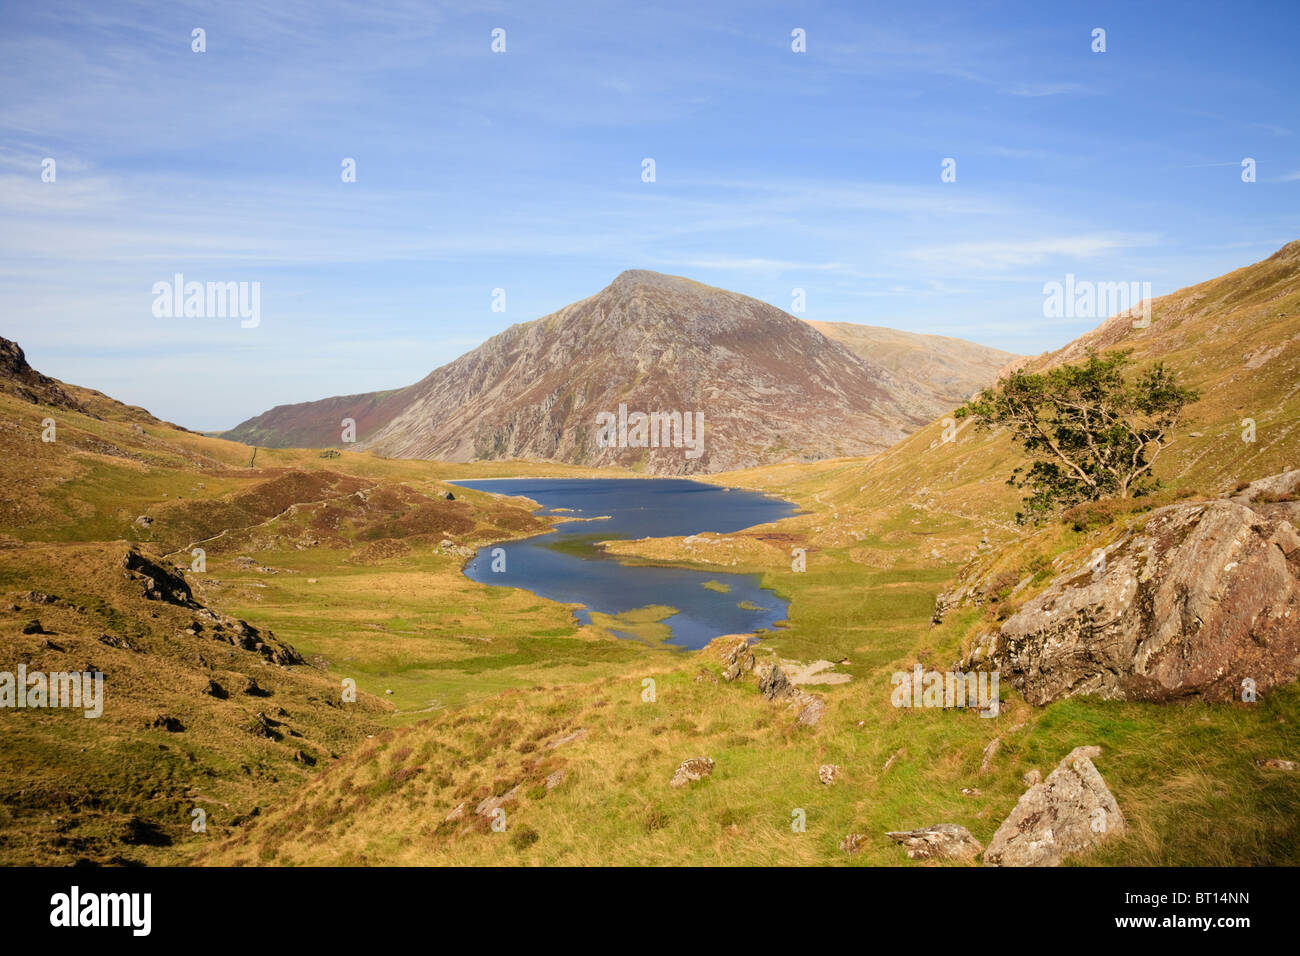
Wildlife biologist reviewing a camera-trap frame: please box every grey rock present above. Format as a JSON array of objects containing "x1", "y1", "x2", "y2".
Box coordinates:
[
  {"x1": 978, "y1": 737, "x2": 1001, "y2": 775},
  {"x1": 122, "y1": 548, "x2": 195, "y2": 607},
  {"x1": 715, "y1": 635, "x2": 755, "y2": 681},
  {"x1": 968, "y1": 495, "x2": 1300, "y2": 704},
  {"x1": 984, "y1": 745, "x2": 1125, "y2": 867},
  {"x1": 670, "y1": 756, "x2": 714, "y2": 789},
  {"x1": 796, "y1": 695, "x2": 827, "y2": 726},
  {"x1": 887, "y1": 824, "x2": 983, "y2": 861},
  {"x1": 476, "y1": 784, "x2": 521, "y2": 817},
  {"x1": 839, "y1": 833, "x2": 866, "y2": 854},
  {"x1": 758, "y1": 662, "x2": 793, "y2": 701}
]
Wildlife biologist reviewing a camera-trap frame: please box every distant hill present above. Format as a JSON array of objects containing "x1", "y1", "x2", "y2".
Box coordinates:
[
  {"x1": 805, "y1": 321, "x2": 1020, "y2": 411},
  {"x1": 224, "y1": 271, "x2": 1010, "y2": 474}
]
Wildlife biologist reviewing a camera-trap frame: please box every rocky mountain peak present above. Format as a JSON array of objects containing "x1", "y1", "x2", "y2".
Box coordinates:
[
  {"x1": 594, "y1": 269, "x2": 767, "y2": 334},
  {"x1": 225, "y1": 273, "x2": 1009, "y2": 473},
  {"x1": 606, "y1": 268, "x2": 691, "y2": 292}
]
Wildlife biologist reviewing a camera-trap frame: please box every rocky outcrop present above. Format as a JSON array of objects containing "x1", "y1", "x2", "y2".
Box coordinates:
[
  {"x1": 669, "y1": 756, "x2": 714, "y2": 788},
  {"x1": 984, "y1": 746, "x2": 1124, "y2": 866},
  {"x1": 0, "y1": 336, "x2": 83, "y2": 411},
  {"x1": 544, "y1": 768, "x2": 567, "y2": 789},
  {"x1": 966, "y1": 493, "x2": 1300, "y2": 704},
  {"x1": 122, "y1": 548, "x2": 305, "y2": 666},
  {"x1": 122, "y1": 548, "x2": 196, "y2": 607},
  {"x1": 795, "y1": 696, "x2": 827, "y2": 726},
  {"x1": 1227, "y1": 469, "x2": 1300, "y2": 525},
  {"x1": 758, "y1": 661, "x2": 793, "y2": 700},
  {"x1": 709, "y1": 634, "x2": 755, "y2": 681},
  {"x1": 755, "y1": 660, "x2": 827, "y2": 726},
  {"x1": 886, "y1": 824, "x2": 984, "y2": 861},
  {"x1": 216, "y1": 617, "x2": 305, "y2": 667}
]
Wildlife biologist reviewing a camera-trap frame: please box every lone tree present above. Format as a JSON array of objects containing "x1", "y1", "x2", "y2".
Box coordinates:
[{"x1": 956, "y1": 350, "x2": 1198, "y2": 523}]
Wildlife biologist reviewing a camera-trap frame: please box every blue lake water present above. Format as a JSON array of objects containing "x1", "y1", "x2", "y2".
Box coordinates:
[{"x1": 450, "y1": 478, "x2": 799, "y2": 650}]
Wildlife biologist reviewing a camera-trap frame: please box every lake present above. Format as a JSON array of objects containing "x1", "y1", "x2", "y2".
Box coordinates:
[{"x1": 450, "y1": 478, "x2": 799, "y2": 650}]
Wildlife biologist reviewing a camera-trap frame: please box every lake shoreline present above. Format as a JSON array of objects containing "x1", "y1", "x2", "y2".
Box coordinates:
[{"x1": 449, "y1": 477, "x2": 798, "y2": 649}]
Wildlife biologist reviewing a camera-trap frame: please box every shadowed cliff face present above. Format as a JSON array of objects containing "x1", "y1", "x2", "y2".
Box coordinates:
[{"x1": 224, "y1": 270, "x2": 970, "y2": 473}]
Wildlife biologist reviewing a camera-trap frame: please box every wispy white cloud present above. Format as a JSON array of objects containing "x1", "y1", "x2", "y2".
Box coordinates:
[{"x1": 904, "y1": 234, "x2": 1163, "y2": 272}]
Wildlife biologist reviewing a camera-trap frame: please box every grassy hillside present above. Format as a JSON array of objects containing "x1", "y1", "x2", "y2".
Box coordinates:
[{"x1": 0, "y1": 374, "x2": 658, "y2": 864}]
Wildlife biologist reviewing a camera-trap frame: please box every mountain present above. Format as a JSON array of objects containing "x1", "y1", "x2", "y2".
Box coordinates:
[
  {"x1": 805, "y1": 321, "x2": 1021, "y2": 410},
  {"x1": 225, "y1": 271, "x2": 1009, "y2": 474}
]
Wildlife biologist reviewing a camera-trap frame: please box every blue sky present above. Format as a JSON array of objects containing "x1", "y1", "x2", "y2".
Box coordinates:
[{"x1": 2, "y1": 0, "x2": 1298, "y2": 430}]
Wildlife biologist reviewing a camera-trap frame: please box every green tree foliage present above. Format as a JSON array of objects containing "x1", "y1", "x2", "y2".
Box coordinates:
[{"x1": 956, "y1": 350, "x2": 1199, "y2": 523}]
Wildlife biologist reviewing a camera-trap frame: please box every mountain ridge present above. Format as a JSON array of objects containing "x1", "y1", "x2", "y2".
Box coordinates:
[
  {"x1": 224, "y1": 271, "x2": 1013, "y2": 473},
  {"x1": 804, "y1": 319, "x2": 1020, "y2": 408}
]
